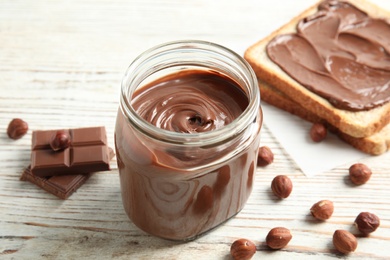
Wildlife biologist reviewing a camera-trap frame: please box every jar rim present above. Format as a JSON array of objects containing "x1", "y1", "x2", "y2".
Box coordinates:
[{"x1": 120, "y1": 40, "x2": 260, "y2": 146}]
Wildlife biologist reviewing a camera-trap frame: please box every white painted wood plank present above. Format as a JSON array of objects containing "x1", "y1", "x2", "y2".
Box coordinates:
[{"x1": 1, "y1": 0, "x2": 390, "y2": 259}]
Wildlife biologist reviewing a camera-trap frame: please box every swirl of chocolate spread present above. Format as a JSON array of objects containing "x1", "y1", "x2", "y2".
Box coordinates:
[
  {"x1": 266, "y1": 0, "x2": 390, "y2": 111},
  {"x1": 131, "y1": 70, "x2": 248, "y2": 132}
]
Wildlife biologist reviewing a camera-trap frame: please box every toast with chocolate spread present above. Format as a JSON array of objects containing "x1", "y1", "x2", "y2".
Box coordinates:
[
  {"x1": 259, "y1": 80, "x2": 390, "y2": 155},
  {"x1": 244, "y1": 0, "x2": 390, "y2": 138}
]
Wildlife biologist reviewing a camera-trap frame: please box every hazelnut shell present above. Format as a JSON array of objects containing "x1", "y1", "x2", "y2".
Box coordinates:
[
  {"x1": 271, "y1": 175, "x2": 293, "y2": 199},
  {"x1": 310, "y1": 200, "x2": 334, "y2": 220},
  {"x1": 349, "y1": 163, "x2": 372, "y2": 185},
  {"x1": 354, "y1": 212, "x2": 380, "y2": 235},
  {"x1": 266, "y1": 227, "x2": 292, "y2": 249},
  {"x1": 230, "y1": 238, "x2": 256, "y2": 260},
  {"x1": 333, "y1": 230, "x2": 357, "y2": 254},
  {"x1": 7, "y1": 118, "x2": 28, "y2": 140},
  {"x1": 257, "y1": 146, "x2": 274, "y2": 166}
]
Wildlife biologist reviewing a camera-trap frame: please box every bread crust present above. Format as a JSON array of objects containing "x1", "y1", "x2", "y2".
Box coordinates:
[{"x1": 245, "y1": 0, "x2": 390, "y2": 138}]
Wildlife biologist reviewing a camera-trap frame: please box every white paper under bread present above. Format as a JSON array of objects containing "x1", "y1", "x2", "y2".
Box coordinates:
[{"x1": 262, "y1": 103, "x2": 366, "y2": 176}]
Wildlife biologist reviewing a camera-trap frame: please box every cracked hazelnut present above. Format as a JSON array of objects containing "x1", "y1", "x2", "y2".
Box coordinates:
[
  {"x1": 333, "y1": 230, "x2": 357, "y2": 254},
  {"x1": 7, "y1": 118, "x2": 28, "y2": 140},
  {"x1": 354, "y1": 212, "x2": 380, "y2": 235},
  {"x1": 349, "y1": 163, "x2": 372, "y2": 185},
  {"x1": 257, "y1": 146, "x2": 274, "y2": 166},
  {"x1": 50, "y1": 130, "x2": 71, "y2": 151},
  {"x1": 309, "y1": 123, "x2": 327, "y2": 142},
  {"x1": 230, "y1": 238, "x2": 256, "y2": 260},
  {"x1": 271, "y1": 175, "x2": 293, "y2": 199},
  {"x1": 266, "y1": 227, "x2": 292, "y2": 249},
  {"x1": 310, "y1": 200, "x2": 334, "y2": 220}
]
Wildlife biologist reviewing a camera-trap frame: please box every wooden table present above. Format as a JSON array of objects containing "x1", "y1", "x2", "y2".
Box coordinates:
[{"x1": 1, "y1": 0, "x2": 390, "y2": 259}]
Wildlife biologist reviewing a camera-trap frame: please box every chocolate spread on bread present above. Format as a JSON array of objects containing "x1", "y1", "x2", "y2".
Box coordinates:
[{"x1": 267, "y1": 0, "x2": 390, "y2": 111}]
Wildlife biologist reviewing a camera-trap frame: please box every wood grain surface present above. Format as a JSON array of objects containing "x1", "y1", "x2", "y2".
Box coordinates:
[{"x1": 1, "y1": 0, "x2": 390, "y2": 259}]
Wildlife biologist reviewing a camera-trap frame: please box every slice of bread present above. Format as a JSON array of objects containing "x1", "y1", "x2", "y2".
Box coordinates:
[
  {"x1": 259, "y1": 80, "x2": 390, "y2": 155},
  {"x1": 244, "y1": 0, "x2": 390, "y2": 138}
]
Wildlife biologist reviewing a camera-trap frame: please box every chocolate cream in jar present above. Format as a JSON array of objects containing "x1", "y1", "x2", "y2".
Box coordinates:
[{"x1": 115, "y1": 40, "x2": 262, "y2": 240}]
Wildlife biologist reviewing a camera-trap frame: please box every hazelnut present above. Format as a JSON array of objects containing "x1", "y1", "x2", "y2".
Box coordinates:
[
  {"x1": 332, "y1": 230, "x2": 357, "y2": 254},
  {"x1": 310, "y1": 200, "x2": 334, "y2": 220},
  {"x1": 271, "y1": 175, "x2": 293, "y2": 199},
  {"x1": 354, "y1": 212, "x2": 380, "y2": 235},
  {"x1": 265, "y1": 227, "x2": 292, "y2": 249},
  {"x1": 230, "y1": 238, "x2": 256, "y2": 260},
  {"x1": 257, "y1": 146, "x2": 274, "y2": 166},
  {"x1": 50, "y1": 130, "x2": 71, "y2": 151},
  {"x1": 349, "y1": 163, "x2": 372, "y2": 185},
  {"x1": 309, "y1": 123, "x2": 327, "y2": 142},
  {"x1": 7, "y1": 118, "x2": 28, "y2": 140}
]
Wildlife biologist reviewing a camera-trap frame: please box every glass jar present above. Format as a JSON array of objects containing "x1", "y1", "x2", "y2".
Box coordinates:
[{"x1": 115, "y1": 40, "x2": 262, "y2": 240}]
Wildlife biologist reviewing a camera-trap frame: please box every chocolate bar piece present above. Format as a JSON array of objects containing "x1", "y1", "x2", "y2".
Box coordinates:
[
  {"x1": 31, "y1": 126, "x2": 111, "y2": 177},
  {"x1": 20, "y1": 166, "x2": 91, "y2": 199},
  {"x1": 21, "y1": 148, "x2": 115, "y2": 199}
]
